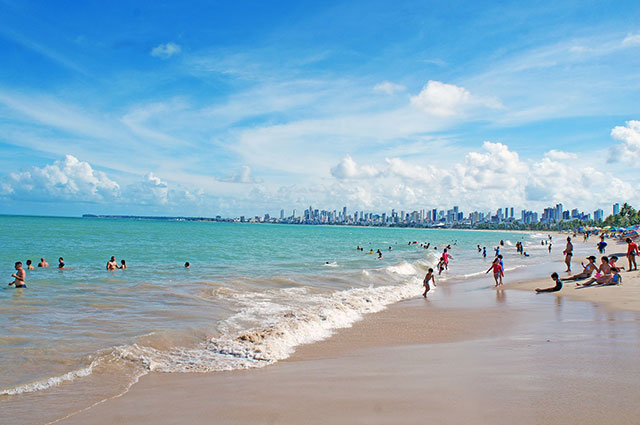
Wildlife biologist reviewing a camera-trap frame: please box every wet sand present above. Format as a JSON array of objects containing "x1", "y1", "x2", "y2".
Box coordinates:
[{"x1": 61, "y1": 257, "x2": 640, "y2": 425}]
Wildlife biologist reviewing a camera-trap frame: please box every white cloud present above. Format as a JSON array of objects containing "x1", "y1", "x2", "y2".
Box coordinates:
[
  {"x1": 218, "y1": 165, "x2": 259, "y2": 184},
  {"x1": 3, "y1": 155, "x2": 120, "y2": 202},
  {"x1": 126, "y1": 172, "x2": 169, "y2": 205},
  {"x1": 330, "y1": 155, "x2": 380, "y2": 179},
  {"x1": 456, "y1": 142, "x2": 527, "y2": 191},
  {"x1": 409, "y1": 81, "x2": 501, "y2": 117},
  {"x1": 151, "y1": 42, "x2": 182, "y2": 59},
  {"x1": 545, "y1": 149, "x2": 578, "y2": 160},
  {"x1": 608, "y1": 120, "x2": 640, "y2": 163},
  {"x1": 410, "y1": 81, "x2": 472, "y2": 117},
  {"x1": 622, "y1": 33, "x2": 640, "y2": 46},
  {"x1": 385, "y1": 157, "x2": 440, "y2": 184},
  {"x1": 373, "y1": 81, "x2": 406, "y2": 95}
]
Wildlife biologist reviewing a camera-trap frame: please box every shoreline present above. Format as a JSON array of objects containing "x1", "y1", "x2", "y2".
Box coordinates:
[{"x1": 60, "y1": 240, "x2": 640, "y2": 425}]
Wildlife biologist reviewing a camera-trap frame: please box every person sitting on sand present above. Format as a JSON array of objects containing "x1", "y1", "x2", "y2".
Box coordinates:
[
  {"x1": 536, "y1": 272, "x2": 562, "y2": 293},
  {"x1": 609, "y1": 255, "x2": 624, "y2": 273},
  {"x1": 26, "y1": 259, "x2": 35, "y2": 270},
  {"x1": 423, "y1": 268, "x2": 436, "y2": 298},
  {"x1": 626, "y1": 238, "x2": 639, "y2": 271},
  {"x1": 38, "y1": 257, "x2": 49, "y2": 267},
  {"x1": 486, "y1": 258, "x2": 504, "y2": 287},
  {"x1": 106, "y1": 256, "x2": 120, "y2": 271},
  {"x1": 9, "y1": 262, "x2": 27, "y2": 288},
  {"x1": 578, "y1": 256, "x2": 613, "y2": 286},
  {"x1": 561, "y1": 256, "x2": 597, "y2": 281},
  {"x1": 120, "y1": 259, "x2": 127, "y2": 269}
]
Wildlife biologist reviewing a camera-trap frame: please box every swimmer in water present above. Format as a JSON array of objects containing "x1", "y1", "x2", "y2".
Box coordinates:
[
  {"x1": 423, "y1": 268, "x2": 435, "y2": 298},
  {"x1": 38, "y1": 257, "x2": 49, "y2": 267},
  {"x1": 26, "y1": 259, "x2": 35, "y2": 270},
  {"x1": 120, "y1": 259, "x2": 127, "y2": 269},
  {"x1": 536, "y1": 272, "x2": 562, "y2": 293},
  {"x1": 106, "y1": 256, "x2": 120, "y2": 270},
  {"x1": 9, "y1": 262, "x2": 27, "y2": 288},
  {"x1": 58, "y1": 257, "x2": 67, "y2": 270},
  {"x1": 184, "y1": 262, "x2": 190, "y2": 269}
]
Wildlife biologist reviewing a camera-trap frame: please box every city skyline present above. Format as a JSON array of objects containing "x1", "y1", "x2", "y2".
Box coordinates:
[{"x1": 0, "y1": 2, "x2": 639, "y2": 217}]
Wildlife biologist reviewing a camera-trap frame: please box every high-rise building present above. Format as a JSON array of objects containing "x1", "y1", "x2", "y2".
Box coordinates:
[
  {"x1": 280, "y1": 209, "x2": 285, "y2": 219},
  {"x1": 510, "y1": 207, "x2": 514, "y2": 219},
  {"x1": 594, "y1": 209, "x2": 604, "y2": 222},
  {"x1": 613, "y1": 203, "x2": 620, "y2": 215}
]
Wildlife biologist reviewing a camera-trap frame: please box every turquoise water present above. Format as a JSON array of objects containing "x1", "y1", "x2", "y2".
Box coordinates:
[{"x1": 0, "y1": 215, "x2": 538, "y2": 424}]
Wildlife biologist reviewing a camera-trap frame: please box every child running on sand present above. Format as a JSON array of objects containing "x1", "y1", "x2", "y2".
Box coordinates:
[
  {"x1": 536, "y1": 272, "x2": 562, "y2": 293},
  {"x1": 423, "y1": 268, "x2": 436, "y2": 298},
  {"x1": 486, "y1": 258, "x2": 504, "y2": 287}
]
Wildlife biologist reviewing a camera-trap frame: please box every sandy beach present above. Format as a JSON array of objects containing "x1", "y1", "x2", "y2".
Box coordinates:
[{"x1": 61, "y1": 237, "x2": 640, "y2": 425}]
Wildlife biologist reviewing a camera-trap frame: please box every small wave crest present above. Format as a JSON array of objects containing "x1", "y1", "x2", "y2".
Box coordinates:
[{"x1": 1, "y1": 360, "x2": 98, "y2": 396}]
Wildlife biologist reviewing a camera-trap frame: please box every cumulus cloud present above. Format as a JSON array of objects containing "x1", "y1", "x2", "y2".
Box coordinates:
[
  {"x1": 151, "y1": 42, "x2": 181, "y2": 59},
  {"x1": 0, "y1": 156, "x2": 203, "y2": 209},
  {"x1": 608, "y1": 120, "x2": 640, "y2": 163},
  {"x1": 456, "y1": 142, "x2": 527, "y2": 191},
  {"x1": 3, "y1": 155, "x2": 120, "y2": 202},
  {"x1": 545, "y1": 149, "x2": 578, "y2": 160},
  {"x1": 373, "y1": 81, "x2": 406, "y2": 95},
  {"x1": 330, "y1": 155, "x2": 380, "y2": 179},
  {"x1": 410, "y1": 81, "x2": 472, "y2": 117},
  {"x1": 218, "y1": 165, "x2": 260, "y2": 184},
  {"x1": 410, "y1": 80, "x2": 502, "y2": 117},
  {"x1": 126, "y1": 172, "x2": 169, "y2": 205}
]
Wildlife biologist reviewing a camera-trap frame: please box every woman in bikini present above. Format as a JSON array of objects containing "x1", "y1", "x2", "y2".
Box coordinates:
[
  {"x1": 578, "y1": 256, "x2": 613, "y2": 286},
  {"x1": 561, "y1": 256, "x2": 597, "y2": 281}
]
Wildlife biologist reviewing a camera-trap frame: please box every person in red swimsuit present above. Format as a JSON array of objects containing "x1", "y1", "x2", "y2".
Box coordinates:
[
  {"x1": 626, "y1": 238, "x2": 639, "y2": 271},
  {"x1": 485, "y1": 258, "x2": 503, "y2": 287}
]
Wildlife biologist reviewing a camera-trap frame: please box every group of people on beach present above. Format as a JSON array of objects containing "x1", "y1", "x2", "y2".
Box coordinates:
[{"x1": 535, "y1": 236, "x2": 638, "y2": 293}]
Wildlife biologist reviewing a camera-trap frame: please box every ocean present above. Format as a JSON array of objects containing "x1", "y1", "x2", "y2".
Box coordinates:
[{"x1": 0, "y1": 215, "x2": 542, "y2": 424}]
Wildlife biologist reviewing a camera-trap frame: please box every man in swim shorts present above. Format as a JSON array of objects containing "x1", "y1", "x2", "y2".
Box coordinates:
[
  {"x1": 626, "y1": 238, "x2": 639, "y2": 271},
  {"x1": 9, "y1": 262, "x2": 27, "y2": 288},
  {"x1": 564, "y1": 237, "x2": 573, "y2": 272}
]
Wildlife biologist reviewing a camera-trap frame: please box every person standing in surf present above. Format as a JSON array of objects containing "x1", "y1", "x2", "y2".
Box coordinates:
[
  {"x1": 442, "y1": 248, "x2": 453, "y2": 270},
  {"x1": 9, "y1": 262, "x2": 27, "y2": 288},
  {"x1": 422, "y1": 268, "x2": 436, "y2": 298},
  {"x1": 486, "y1": 257, "x2": 504, "y2": 287}
]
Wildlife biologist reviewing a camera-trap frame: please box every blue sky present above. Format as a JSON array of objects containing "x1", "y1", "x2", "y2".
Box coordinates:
[{"x1": 1, "y1": 0, "x2": 639, "y2": 217}]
